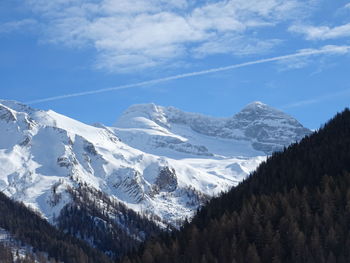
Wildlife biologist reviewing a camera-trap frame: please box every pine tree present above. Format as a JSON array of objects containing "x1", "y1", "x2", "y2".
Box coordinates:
[{"x1": 245, "y1": 244, "x2": 261, "y2": 263}]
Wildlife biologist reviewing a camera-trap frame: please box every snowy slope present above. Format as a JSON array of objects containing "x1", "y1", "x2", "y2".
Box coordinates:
[{"x1": 0, "y1": 100, "x2": 310, "y2": 227}]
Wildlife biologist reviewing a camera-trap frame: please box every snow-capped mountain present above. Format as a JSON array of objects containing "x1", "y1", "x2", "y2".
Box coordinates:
[
  {"x1": 0, "y1": 100, "x2": 310, "y2": 228},
  {"x1": 114, "y1": 101, "x2": 310, "y2": 156}
]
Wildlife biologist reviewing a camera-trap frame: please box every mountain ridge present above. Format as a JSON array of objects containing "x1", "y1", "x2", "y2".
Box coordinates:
[
  {"x1": 0, "y1": 99, "x2": 311, "y2": 259},
  {"x1": 114, "y1": 101, "x2": 310, "y2": 155},
  {"x1": 0, "y1": 99, "x2": 272, "y2": 226}
]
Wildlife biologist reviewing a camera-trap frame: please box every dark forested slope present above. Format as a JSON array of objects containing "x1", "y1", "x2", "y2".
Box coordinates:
[
  {"x1": 121, "y1": 108, "x2": 350, "y2": 263},
  {"x1": 0, "y1": 182, "x2": 165, "y2": 262},
  {"x1": 0, "y1": 191, "x2": 112, "y2": 263},
  {"x1": 56, "y1": 184, "x2": 165, "y2": 260}
]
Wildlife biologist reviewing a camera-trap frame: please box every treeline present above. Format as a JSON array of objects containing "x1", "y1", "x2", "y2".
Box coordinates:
[
  {"x1": 120, "y1": 108, "x2": 350, "y2": 263},
  {"x1": 0, "y1": 190, "x2": 112, "y2": 263},
  {"x1": 57, "y1": 184, "x2": 165, "y2": 260}
]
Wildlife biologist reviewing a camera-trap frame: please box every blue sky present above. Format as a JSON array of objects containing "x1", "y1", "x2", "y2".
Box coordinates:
[{"x1": 1, "y1": 0, "x2": 350, "y2": 129}]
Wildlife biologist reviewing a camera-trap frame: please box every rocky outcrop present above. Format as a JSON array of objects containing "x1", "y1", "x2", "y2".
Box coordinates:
[{"x1": 154, "y1": 167, "x2": 178, "y2": 192}]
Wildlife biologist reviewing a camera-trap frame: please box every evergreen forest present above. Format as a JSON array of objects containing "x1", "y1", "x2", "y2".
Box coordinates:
[{"x1": 120, "y1": 108, "x2": 350, "y2": 263}]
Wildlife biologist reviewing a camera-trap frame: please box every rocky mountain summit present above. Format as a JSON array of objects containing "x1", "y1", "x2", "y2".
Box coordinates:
[{"x1": 114, "y1": 101, "x2": 310, "y2": 155}]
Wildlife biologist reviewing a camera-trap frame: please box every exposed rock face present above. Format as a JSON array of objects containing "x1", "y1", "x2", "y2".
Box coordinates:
[
  {"x1": 0, "y1": 105, "x2": 17, "y2": 122},
  {"x1": 113, "y1": 169, "x2": 146, "y2": 203},
  {"x1": 226, "y1": 102, "x2": 311, "y2": 153},
  {"x1": 155, "y1": 167, "x2": 178, "y2": 192}
]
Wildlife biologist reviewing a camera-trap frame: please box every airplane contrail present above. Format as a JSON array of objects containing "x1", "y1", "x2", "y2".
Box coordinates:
[{"x1": 26, "y1": 45, "x2": 350, "y2": 105}]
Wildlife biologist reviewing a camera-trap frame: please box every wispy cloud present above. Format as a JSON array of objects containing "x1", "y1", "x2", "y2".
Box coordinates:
[
  {"x1": 192, "y1": 36, "x2": 281, "y2": 58},
  {"x1": 24, "y1": 0, "x2": 307, "y2": 72},
  {"x1": 289, "y1": 23, "x2": 350, "y2": 40},
  {"x1": 276, "y1": 45, "x2": 350, "y2": 70},
  {"x1": 25, "y1": 45, "x2": 350, "y2": 104},
  {"x1": 0, "y1": 19, "x2": 37, "y2": 34},
  {"x1": 282, "y1": 88, "x2": 350, "y2": 109}
]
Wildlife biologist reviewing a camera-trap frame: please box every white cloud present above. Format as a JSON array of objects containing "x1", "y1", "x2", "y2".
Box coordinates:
[
  {"x1": 193, "y1": 35, "x2": 281, "y2": 57},
  {"x1": 289, "y1": 23, "x2": 350, "y2": 40},
  {"x1": 305, "y1": 44, "x2": 350, "y2": 54},
  {"x1": 25, "y1": 0, "x2": 306, "y2": 72},
  {"x1": 0, "y1": 19, "x2": 37, "y2": 34},
  {"x1": 345, "y1": 3, "x2": 350, "y2": 9},
  {"x1": 276, "y1": 45, "x2": 350, "y2": 70}
]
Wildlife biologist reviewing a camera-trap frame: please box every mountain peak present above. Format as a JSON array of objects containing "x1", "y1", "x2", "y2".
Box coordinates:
[
  {"x1": 235, "y1": 101, "x2": 290, "y2": 122},
  {"x1": 240, "y1": 101, "x2": 279, "y2": 113},
  {"x1": 0, "y1": 99, "x2": 36, "y2": 114},
  {"x1": 125, "y1": 103, "x2": 159, "y2": 113},
  {"x1": 243, "y1": 101, "x2": 266, "y2": 109},
  {"x1": 115, "y1": 103, "x2": 169, "y2": 129}
]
